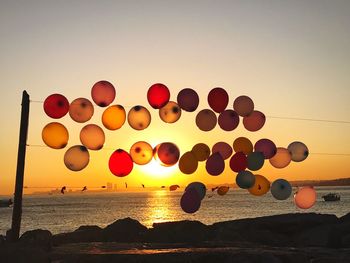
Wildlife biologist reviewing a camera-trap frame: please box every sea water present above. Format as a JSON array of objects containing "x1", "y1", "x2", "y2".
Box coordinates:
[{"x1": 1, "y1": 186, "x2": 349, "y2": 235}]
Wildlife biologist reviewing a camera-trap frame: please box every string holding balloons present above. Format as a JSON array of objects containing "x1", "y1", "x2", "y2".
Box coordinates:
[{"x1": 42, "y1": 80, "x2": 311, "y2": 214}]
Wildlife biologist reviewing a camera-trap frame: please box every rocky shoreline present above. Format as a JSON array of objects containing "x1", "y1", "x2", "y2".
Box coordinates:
[{"x1": 1, "y1": 213, "x2": 350, "y2": 262}]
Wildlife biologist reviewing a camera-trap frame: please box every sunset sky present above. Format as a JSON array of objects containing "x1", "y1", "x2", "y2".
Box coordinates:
[{"x1": 0, "y1": 0, "x2": 349, "y2": 195}]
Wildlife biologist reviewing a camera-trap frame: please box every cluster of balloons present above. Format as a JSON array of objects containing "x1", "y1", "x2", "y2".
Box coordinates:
[{"x1": 42, "y1": 80, "x2": 312, "y2": 213}]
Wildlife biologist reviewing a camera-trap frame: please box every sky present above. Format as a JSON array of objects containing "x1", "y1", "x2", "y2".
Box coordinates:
[{"x1": 0, "y1": 0, "x2": 349, "y2": 195}]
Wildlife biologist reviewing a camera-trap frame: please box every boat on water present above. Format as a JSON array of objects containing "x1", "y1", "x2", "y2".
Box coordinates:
[
  {"x1": 0, "y1": 198, "x2": 13, "y2": 207},
  {"x1": 322, "y1": 193, "x2": 340, "y2": 201}
]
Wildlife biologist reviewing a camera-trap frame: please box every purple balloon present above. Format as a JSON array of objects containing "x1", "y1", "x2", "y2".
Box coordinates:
[
  {"x1": 180, "y1": 188, "x2": 201, "y2": 213},
  {"x1": 218, "y1": 110, "x2": 239, "y2": 131},
  {"x1": 254, "y1": 139, "x2": 277, "y2": 159},
  {"x1": 177, "y1": 88, "x2": 199, "y2": 112},
  {"x1": 205, "y1": 152, "x2": 225, "y2": 176}
]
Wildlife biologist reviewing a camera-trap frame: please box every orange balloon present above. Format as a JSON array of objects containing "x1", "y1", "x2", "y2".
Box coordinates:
[
  {"x1": 217, "y1": 186, "x2": 230, "y2": 196},
  {"x1": 269, "y1": 147, "x2": 292, "y2": 168},
  {"x1": 130, "y1": 141, "x2": 153, "y2": 165},
  {"x1": 243, "y1": 110, "x2": 265, "y2": 132},
  {"x1": 191, "y1": 143, "x2": 211, "y2": 162},
  {"x1": 179, "y1": 151, "x2": 198, "y2": 174},
  {"x1": 102, "y1": 105, "x2": 126, "y2": 130},
  {"x1": 127, "y1": 105, "x2": 151, "y2": 130},
  {"x1": 80, "y1": 124, "x2": 105, "y2": 150},
  {"x1": 69, "y1": 98, "x2": 94, "y2": 123},
  {"x1": 42, "y1": 122, "x2": 69, "y2": 149},
  {"x1": 159, "y1": 101, "x2": 182, "y2": 123},
  {"x1": 64, "y1": 145, "x2": 90, "y2": 171},
  {"x1": 294, "y1": 186, "x2": 316, "y2": 209},
  {"x1": 233, "y1": 137, "x2": 253, "y2": 155}
]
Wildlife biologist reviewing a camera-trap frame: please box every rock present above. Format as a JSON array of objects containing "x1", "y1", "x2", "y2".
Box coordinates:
[
  {"x1": 339, "y1": 212, "x2": 350, "y2": 223},
  {"x1": 0, "y1": 246, "x2": 50, "y2": 263},
  {"x1": 294, "y1": 224, "x2": 333, "y2": 247},
  {"x1": 102, "y1": 217, "x2": 148, "y2": 242},
  {"x1": 148, "y1": 220, "x2": 209, "y2": 243},
  {"x1": 19, "y1": 229, "x2": 52, "y2": 251},
  {"x1": 0, "y1": 235, "x2": 5, "y2": 246},
  {"x1": 53, "y1": 225, "x2": 102, "y2": 245}
]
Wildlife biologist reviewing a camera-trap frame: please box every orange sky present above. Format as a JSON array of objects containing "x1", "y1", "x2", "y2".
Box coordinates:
[{"x1": 0, "y1": 1, "x2": 349, "y2": 195}]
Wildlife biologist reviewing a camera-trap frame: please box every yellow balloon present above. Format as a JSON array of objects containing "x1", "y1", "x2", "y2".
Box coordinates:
[
  {"x1": 248, "y1": 174, "x2": 270, "y2": 196},
  {"x1": 102, "y1": 105, "x2": 126, "y2": 130},
  {"x1": 233, "y1": 137, "x2": 253, "y2": 155},
  {"x1": 159, "y1": 101, "x2": 182, "y2": 123},
  {"x1": 42, "y1": 122, "x2": 69, "y2": 149},
  {"x1": 127, "y1": 105, "x2": 151, "y2": 130},
  {"x1": 130, "y1": 141, "x2": 153, "y2": 165},
  {"x1": 64, "y1": 145, "x2": 90, "y2": 171},
  {"x1": 179, "y1": 151, "x2": 198, "y2": 174},
  {"x1": 191, "y1": 143, "x2": 210, "y2": 162},
  {"x1": 80, "y1": 124, "x2": 105, "y2": 150}
]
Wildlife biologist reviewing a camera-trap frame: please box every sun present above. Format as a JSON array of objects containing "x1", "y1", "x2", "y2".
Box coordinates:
[{"x1": 139, "y1": 158, "x2": 178, "y2": 178}]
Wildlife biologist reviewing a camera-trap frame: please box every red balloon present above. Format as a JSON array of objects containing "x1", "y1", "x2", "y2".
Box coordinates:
[
  {"x1": 91, "y1": 80, "x2": 116, "y2": 107},
  {"x1": 147, "y1": 83, "x2": 170, "y2": 109},
  {"x1": 218, "y1": 110, "x2": 239, "y2": 131},
  {"x1": 180, "y1": 188, "x2": 201, "y2": 214},
  {"x1": 205, "y1": 152, "x2": 225, "y2": 176},
  {"x1": 254, "y1": 139, "x2": 277, "y2": 159},
  {"x1": 243, "y1": 110, "x2": 266, "y2": 132},
  {"x1": 229, "y1": 152, "x2": 247, "y2": 172},
  {"x1": 207, "y1": 87, "x2": 229, "y2": 113},
  {"x1": 109, "y1": 149, "x2": 133, "y2": 177},
  {"x1": 44, "y1": 94, "x2": 69, "y2": 119},
  {"x1": 154, "y1": 142, "x2": 180, "y2": 166}
]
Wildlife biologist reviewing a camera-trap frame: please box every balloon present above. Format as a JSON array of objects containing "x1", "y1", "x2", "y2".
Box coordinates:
[
  {"x1": 147, "y1": 83, "x2": 170, "y2": 109},
  {"x1": 243, "y1": 110, "x2": 265, "y2": 132},
  {"x1": 102, "y1": 105, "x2": 126, "y2": 130},
  {"x1": 229, "y1": 152, "x2": 247, "y2": 172},
  {"x1": 233, "y1": 137, "x2": 253, "y2": 155},
  {"x1": 91, "y1": 80, "x2": 116, "y2": 107},
  {"x1": 180, "y1": 188, "x2": 201, "y2": 214},
  {"x1": 159, "y1": 101, "x2": 182, "y2": 123},
  {"x1": 69, "y1": 98, "x2": 94, "y2": 123},
  {"x1": 42, "y1": 122, "x2": 69, "y2": 149},
  {"x1": 179, "y1": 151, "x2": 198, "y2": 174},
  {"x1": 64, "y1": 145, "x2": 89, "y2": 171},
  {"x1": 177, "y1": 88, "x2": 199, "y2": 112},
  {"x1": 269, "y1": 147, "x2": 292, "y2": 169},
  {"x1": 248, "y1": 174, "x2": 270, "y2": 196},
  {"x1": 254, "y1": 139, "x2": 277, "y2": 159},
  {"x1": 109, "y1": 149, "x2": 133, "y2": 177},
  {"x1": 80, "y1": 124, "x2": 105, "y2": 150},
  {"x1": 195, "y1": 109, "x2": 217, "y2": 131},
  {"x1": 185, "y1": 182, "x2": 206, "y2": 200},
  {"x1": 294, "y1": 186, "x2": 316, "y2": 209},
  {"x1": 191, "y1": 143, "x2": 210, "y2": 162},
  {"x1": 247, "y1": 151, "x2": 265, "y2": 171},
  {"x1": 205, "y1": 152, "x2": 225, "y2": 176},
  {"x1": 233, "y1": 95, "x2": 254, "y2": 117},
  {"x1": 169, "y1": 185, "x2": 180, "y2": 191},
  {"x1": 127, "y1": 105, "x2": 151, "y2": 130},
  {"x1": 207, "y1": 87, "x2": 229, "y2": 113},
  {"x1": 130, "y1": 141, "x2": 153, "y2": 165},
  {"x1": 288, "y1": 141, "x2": 309, "y2": 162},
  {"x1": 218, "y1": 110, "x2": 239, "y2": 131},
  {"x1": 43, "y1": 94, "x2": 69, "y2": 119},
  {"x1": 217, "y1": 186, "x2": 229, "y2": 196},
  {"x1": 271, "y1": 179, "x2": 292, "y2": 200},
  {"x1": 236, "y1": 170, "x2": 255, "y2": 189},
  {"x1": 212, "y1": 141, "x2": 233, "y2": 160},
  {"x1": 154, "y1": 142, "x2": 180, "y2": 166}
]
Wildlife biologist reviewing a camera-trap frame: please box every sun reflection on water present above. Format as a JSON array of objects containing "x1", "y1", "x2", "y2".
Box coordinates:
[{"x1": 144, "y1": 190, "x2": 174, "y2": 226}]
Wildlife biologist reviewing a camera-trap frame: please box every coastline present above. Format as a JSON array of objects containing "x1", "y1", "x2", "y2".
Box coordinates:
[{"x1": 1, "y1": 212, "x2": 350, "y2": 262}]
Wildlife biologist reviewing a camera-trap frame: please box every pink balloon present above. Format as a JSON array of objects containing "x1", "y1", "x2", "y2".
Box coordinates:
[
  {"x1": 91, "y1": 80, "x2": 116, "y2": 107},
  {"x1": 212, "y1": 142, "x2": 233, "y2": 160},
  {"x1": 294, "y1": 187, "x2": 317, "y2": 209},
  {"x1": 233, "y1": 95, "x2": 254, "y2": 117}
]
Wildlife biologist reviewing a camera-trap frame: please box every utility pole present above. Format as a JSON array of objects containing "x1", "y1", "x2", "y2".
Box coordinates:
[{"x1": 8, "y1": 90, "x2": 30, "y2": 241}]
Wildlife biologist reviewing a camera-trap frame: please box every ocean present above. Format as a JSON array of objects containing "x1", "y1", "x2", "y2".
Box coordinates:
[{"x1": 1, "y1": 186, "x2": 349, "y2": 235}]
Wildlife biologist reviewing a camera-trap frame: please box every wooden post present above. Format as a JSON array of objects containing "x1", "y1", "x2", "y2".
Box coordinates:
[{"x1": 8, "y1": 90, "x2": 30, "y2": 242}]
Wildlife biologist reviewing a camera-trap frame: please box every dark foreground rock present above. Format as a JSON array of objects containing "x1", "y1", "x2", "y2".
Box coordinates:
[{"x1": 1, "y1": 213, "x2": 350, "y2": 262}]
